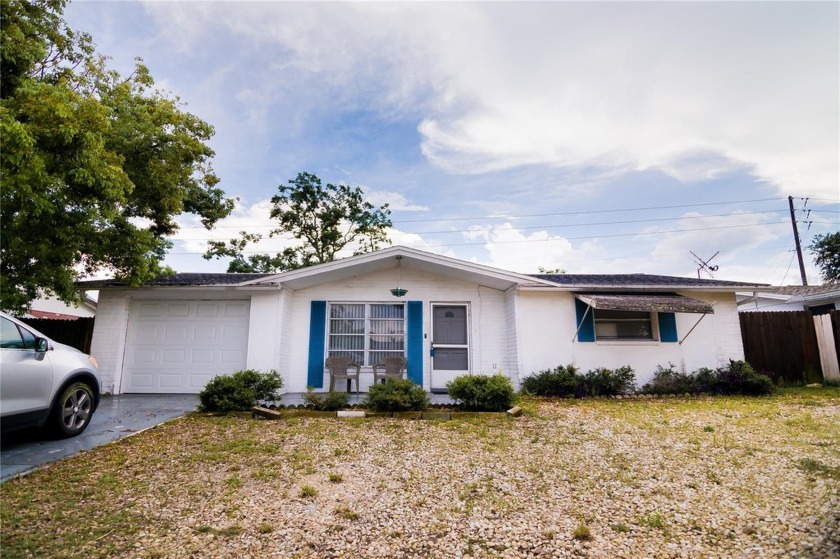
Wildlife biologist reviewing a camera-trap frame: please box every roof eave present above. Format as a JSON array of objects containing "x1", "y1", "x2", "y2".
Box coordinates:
[{"x1": 518, "y1": 284, "x2": 760, "y2": 292}]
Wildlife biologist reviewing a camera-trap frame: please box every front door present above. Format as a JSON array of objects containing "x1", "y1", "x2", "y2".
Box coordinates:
[{"x1": 430, "y1": 304, "x2": 469, "y2": 392}]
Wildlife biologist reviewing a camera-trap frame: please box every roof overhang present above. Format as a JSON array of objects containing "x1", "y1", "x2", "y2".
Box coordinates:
[
  {"x1": 242, "y1": 246, "x2": 559, "y2": 291},
  {"x1": 574, "y1": 293, "x2": 714, "y2": 314}
]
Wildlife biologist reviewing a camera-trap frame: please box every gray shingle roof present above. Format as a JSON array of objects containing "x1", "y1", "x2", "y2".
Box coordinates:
[
  {"x1": 764, "y1": 284, "x2": 840, "y2": 296},
  {"x1": 529, "y1": 273, "x2": 767, "y2": 288},
  {"x1": 76, "y1": 273, "x2": 275, "y2": 288},
  {"x1": 77, "y1": 271, "x2": 767, "y2": 290}
]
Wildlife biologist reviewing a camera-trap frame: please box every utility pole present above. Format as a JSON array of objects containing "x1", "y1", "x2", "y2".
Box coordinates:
[{"x1": 788, "y1": 195, "x2": 808, "y2": 285}]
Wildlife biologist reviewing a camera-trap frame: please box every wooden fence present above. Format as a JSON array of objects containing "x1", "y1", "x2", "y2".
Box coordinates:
[
  {"x1": 19, "y1": 317, "x2": 95, "y2": 354},
  {"x1": 739, "y1": 310, "x2": 839, "y2": 385}
]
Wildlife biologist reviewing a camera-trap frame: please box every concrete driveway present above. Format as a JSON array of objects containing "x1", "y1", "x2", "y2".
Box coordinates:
[{"x1": 1, "y1": 394, "x2": 197, "y2": 482}]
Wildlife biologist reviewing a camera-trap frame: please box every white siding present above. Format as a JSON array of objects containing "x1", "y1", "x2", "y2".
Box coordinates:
[{"x1": 29, "y1": 296, "x2": 96, "y2": 318}]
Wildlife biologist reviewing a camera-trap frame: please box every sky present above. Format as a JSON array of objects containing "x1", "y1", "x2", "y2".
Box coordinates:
[{"x1": 64, "y1": 1, "x2": 839, "y2": 285}]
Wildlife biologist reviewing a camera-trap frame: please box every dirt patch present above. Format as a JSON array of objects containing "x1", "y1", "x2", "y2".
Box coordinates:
[{"x1": 2, "y1": 391, "x2": 838, "y2": 558}]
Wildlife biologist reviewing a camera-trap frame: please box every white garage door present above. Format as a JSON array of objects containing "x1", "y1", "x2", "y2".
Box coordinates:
[{"x1": 123, "y1": 300, "x2": 250, "y2": 393}]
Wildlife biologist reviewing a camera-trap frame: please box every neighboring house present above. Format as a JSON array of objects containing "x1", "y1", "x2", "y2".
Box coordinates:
[
  {"x1": 737, "y1": 285, "x2": 840, "y2": 314},
  {"x1": 27, "y1": 295, "x2": 97, "y2": 320},
  {"x1": 81, "y1": 246, "x2": 767, "y2": 395}
]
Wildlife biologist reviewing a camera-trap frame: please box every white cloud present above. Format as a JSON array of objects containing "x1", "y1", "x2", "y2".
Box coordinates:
[
  {"x1": 140, "y1": 2, "x2": 837, "y2": 199},
  {"x1": 364, "y1": 190, "x2": 429, "y2": 212},
  {"x1": 647, "y1": 212, "x2": 788, "y2": 261},
  {"x1": 463, "y1": 223, "x2": 586, "y2": 273}
]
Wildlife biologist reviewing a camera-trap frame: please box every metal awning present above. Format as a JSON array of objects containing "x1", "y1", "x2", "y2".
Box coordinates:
[{"x1": 573, "y1": 293, "x2": 714, "y2": 314}]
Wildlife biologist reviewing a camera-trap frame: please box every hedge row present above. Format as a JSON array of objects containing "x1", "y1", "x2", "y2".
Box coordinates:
[
  {"x1": 521, "y1": 360, "x2": 775, "y2": 398},
  {"x1": 197, "y1": 360, "x2": 774, "y2": 413}
]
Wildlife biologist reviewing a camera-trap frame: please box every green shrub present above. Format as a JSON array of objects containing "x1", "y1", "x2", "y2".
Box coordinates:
[
  {"x1": 584, "y1": 366, "x2": 636, "y2": 396},
  {"x1": 446, "y1": 373, "x2": 516, "y2": 411},
  {"x1": 198, "y1": 369, "x2": 283, "y2": 412},
  {"x1": 641, "y1": 361, "x2": 774, "y2": 396},
  {"x1": 711, "y1": 360, "x2": 775, "y2": 396},
  {"x1": 303, "y1": 388, "x2": 350, "y2": 411},
  {"x1": 365, "y1": 378, "x2": 429, "y2": 412},
  {"x1": 641, "y1": 364, "x2": 700, "y2": 395},
  {"x1": 521, "y1": 364, "x2": 587, "y2": 398}
]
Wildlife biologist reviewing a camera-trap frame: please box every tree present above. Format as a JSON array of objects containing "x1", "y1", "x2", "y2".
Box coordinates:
[
  {"x1": 1, "y1": 0, "x2": 234, "y2": 314},
  {"x1": 204, "y1": 172, "x2": 392, "y2": 272},
  {"x1": 538, "y1": 266, "x2": 566, "y2": 274},
  {"x1": 809, "y1": 231, "x2": 840, "y2": 284}
]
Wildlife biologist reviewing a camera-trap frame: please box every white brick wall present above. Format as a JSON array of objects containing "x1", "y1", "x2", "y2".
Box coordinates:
[
  {"x1": 516, "y1": 290, "x2": 746, "y2": 387},
  {"x1": 91, "y1": 276, "x2": 747, "y2": 395},
  {"x1": 284, "y1": 269, "x2": 510, "y2": 392},
  {"x1": 89, "y1": 291, "x2": 131, "y2": 394},
  {"x1": 504, "y1": 288, "x2": 521, "y2": 388}
]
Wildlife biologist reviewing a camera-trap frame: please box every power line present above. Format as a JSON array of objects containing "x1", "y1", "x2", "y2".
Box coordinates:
[
  {"x1": 169, "y1": 209, "x2": 790, "y2": 240},
  {"x1": 393, "y1": 197, "x2": 787, "y2": 223},
  {"x1": 167, "y1": 220, "x2": 792, "y2": 254},
  {"x1": 174, "y1": 196, "x2": 794, "y2": 230}
]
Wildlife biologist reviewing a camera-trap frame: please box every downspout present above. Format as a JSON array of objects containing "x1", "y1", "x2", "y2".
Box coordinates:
[{"x1": 739, "y1": 292, "x2": 760, "y2": 312}]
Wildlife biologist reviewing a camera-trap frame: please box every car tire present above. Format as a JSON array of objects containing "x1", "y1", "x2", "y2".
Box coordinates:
[{"x1": 50, "y1": 381, "x2": 95, "y2": 438}]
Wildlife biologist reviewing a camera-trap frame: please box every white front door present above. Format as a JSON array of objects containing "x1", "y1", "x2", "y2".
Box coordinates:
[
  {"x1": 430, "y1": 304, "x2": 469, "y2": 392},
  {"x1": 122, "y1": 300, "x2": 250, "y2": 393}
]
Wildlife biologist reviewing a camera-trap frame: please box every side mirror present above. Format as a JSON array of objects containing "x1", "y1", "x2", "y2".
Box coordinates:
[{"x1": 34, "y1": 337, "x2": 49, "y2": 352}]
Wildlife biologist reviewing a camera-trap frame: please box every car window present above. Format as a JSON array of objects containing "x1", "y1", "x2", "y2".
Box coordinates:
[
  {"x1": 0, "y1": 317, "x2": 25, "y2": 349},
  {"x1": 18, "y1": 325, "x2": 36, "y2": 349}
]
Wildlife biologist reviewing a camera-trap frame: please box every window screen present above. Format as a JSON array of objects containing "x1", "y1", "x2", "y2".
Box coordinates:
[{"x1": 328, "y1": 303, "x2": 405, "y2": 366}]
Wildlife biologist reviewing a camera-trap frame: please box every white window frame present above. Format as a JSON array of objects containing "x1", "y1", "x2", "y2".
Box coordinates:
[{"x1": 327, "y1": 302, "x2": 406, "y2": 366}]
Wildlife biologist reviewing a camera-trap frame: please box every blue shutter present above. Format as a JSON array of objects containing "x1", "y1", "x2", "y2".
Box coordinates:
[
  {"x1": 658, "y1": 312, "x2": 678, "y2": 343},
  {"x1": 574, "y1": 299, "x2": 595, "y2": 342},
  {"x1": 406, "y1": 301, "x2": 423, "y2": 385},
  {"x1": 307, "y1": 301, "x2": 327, "y2": 388}
]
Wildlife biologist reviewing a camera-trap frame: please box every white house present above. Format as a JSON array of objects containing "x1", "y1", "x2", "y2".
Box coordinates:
[
  {"x1": 27, "y1": 294, "x2": 97, "y2": 319},
  {"x1": 737, "y1": 285, "x2": 840, "y2": 314},
  {"x1": 83, "y1": 246, "x2": 767, "y2": 395}
]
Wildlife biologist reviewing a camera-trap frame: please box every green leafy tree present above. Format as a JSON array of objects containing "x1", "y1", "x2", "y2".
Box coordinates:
[
  {"x1": 809, "y1": 231, "x2": 840, "y2": 284},
  {"x1": 0, "y1": 0, "x2": 234, "y2": 314},
  {"x1": 205, "y1": 172, "x2": 392, "y2": 272}
]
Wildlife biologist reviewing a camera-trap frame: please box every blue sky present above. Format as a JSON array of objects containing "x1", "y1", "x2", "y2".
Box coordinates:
[{"x1": 66, "y1": 1, "x2": 839, "y2": 285}]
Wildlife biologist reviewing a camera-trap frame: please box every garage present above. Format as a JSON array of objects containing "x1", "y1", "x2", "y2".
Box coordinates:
[{"x1": 122, "y1": 300, "x2": 250, "y2": 394}]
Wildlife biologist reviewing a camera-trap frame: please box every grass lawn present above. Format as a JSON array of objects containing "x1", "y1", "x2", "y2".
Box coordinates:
[{"x1": 1, "y1": 388, "x2": 838, "y2": 558}]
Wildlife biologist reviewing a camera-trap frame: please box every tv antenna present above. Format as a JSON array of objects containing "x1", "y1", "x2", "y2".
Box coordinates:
[{"x1": 690, "y1": 250, "x2": 719, "y2": 279}]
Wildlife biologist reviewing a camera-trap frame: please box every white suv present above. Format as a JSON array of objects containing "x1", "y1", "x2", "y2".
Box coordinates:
[{"x1": 0, "y1": 311, "x2": 101, "y2": 438}]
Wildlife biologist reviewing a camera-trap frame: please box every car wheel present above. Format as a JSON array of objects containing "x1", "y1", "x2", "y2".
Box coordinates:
[{"x1": 51, "y1": 382, "x2": 95, "y2": 438}]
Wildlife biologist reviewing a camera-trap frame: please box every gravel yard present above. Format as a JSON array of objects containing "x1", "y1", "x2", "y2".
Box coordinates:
[{"x1": 2, "y1": 390, "x2": 838, "y2": 559}]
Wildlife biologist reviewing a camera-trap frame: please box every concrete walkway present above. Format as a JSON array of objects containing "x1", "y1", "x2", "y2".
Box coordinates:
[{"x1": 1, "y1": 394, "x2": 198, "y2": 482}]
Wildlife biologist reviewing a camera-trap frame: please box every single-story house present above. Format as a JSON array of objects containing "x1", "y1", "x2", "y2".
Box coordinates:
[
  {"x1": 737, "y1": 285, "x2": 840, "y2": 314},
  {"x1": 81, "y1": 246, "x2": 767, "y2": 395},
  {"x1": 27, "y1": 294, "x2": 97, "y2": 320}
]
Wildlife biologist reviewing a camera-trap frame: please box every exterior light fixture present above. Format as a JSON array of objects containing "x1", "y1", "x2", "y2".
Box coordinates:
[{"x1": 390, "y1": 255, "x2": 407, "y2": 297}]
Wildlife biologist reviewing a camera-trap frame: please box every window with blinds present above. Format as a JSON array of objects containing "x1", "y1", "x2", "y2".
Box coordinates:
[{"x1": 328, "y1": 303, "x2": 405, "y2": 366}]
